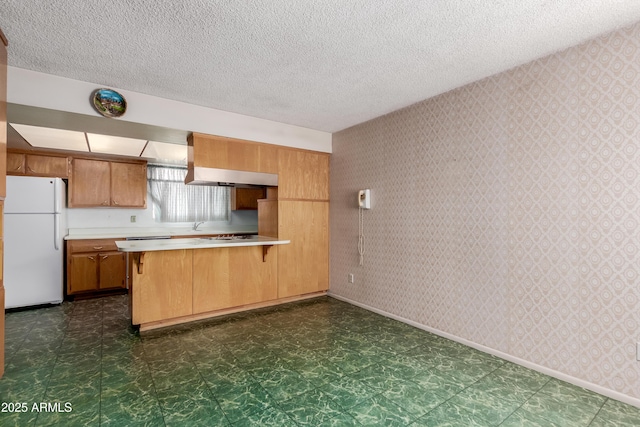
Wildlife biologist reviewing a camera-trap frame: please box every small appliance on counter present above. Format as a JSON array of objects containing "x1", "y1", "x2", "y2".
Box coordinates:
[{"x1": 4, "y1": 176, "x2": 67, "y2": 309}]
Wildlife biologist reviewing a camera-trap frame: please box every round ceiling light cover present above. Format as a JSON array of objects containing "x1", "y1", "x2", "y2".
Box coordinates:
[{"x1": 92, "y1": 88, "x2": 127, "y2": 118}]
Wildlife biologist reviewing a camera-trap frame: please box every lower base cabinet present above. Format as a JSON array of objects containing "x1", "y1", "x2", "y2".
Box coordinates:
[
  {"x1": 193, "y1": 246, "x2": 277, "y2": 314},
  {"x1": 129, "y1": 245, "x2": 278, "y2": 326},
  {"x1": 67, "y1": 240, "x2": 126, "y2": 296},
  {"x1": 130, "y1": 250, "x2": 193, "y2": 325}
]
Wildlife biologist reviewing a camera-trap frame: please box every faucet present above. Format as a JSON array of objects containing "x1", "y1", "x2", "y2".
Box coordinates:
[{"x1": 193, "y1": 221, "x2": 205, "y2": 231}]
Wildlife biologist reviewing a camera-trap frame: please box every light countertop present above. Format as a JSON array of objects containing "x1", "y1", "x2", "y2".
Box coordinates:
[
  {"x1": 116, "y1": 236, "x2": 290, "y2": 252},
  {"x1": 65, "y1": 226, "x2": 259, "y2": 240}
]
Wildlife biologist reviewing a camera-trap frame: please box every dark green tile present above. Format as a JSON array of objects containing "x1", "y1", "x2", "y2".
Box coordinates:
[
  {"x1": 347, "y1": 394, "x2": 415, "y2": 426},
  {"x1": 100, "y1": 391, "x2": 164, "y2": 426},
  {"x1": 517, "y1": 389, "x2": 603, "y2": 427},
  {"x1": 446, "y1": 386, "x2": 523, "y2": 425},
  {"x1": 318, "y1": 376, "x2": 379, "y2": 410},
  {"x1": 410, "y1": 401, "x2": 493, "y2": 426},
  {"x1": 278, "y1": 388, "x2": 345, "y2": 426},
  {"x1": 254, "y1": 367, "x2": 315, "y2": 401},
  {"x1": 214, "y1": 380, "x2": 274, "y2": 423},
  {"x1": 157, "y1": 385, "x2": 228, "y2": 427},
  {"x1": 232, "y1": 405, "x2": 296, "y2": 426},
  {"x1": 381, "y1": 378, "x2": 449, "y2": 417},
  {"x1": 590, "y1": 398, "x2": 640, "y2": 426},
  {"x1": 315, "y1": 412, "x2": 361, "y2": 426}
]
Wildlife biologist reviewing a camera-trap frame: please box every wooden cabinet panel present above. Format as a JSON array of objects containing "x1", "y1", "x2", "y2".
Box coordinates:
[
  {"x1": 277, "y1": 201, "x2": 329, "y2": 297},
  {"x1": 69, "y1": 158, "x2": 146, "y2": 208},
  {"x1": 99, "y1": 252, "x2": 126, "y2": 289},
  {"x1": 189, "y1": 133, "x2": 278, "y2": 174},
  {"x1": 259, "y1": 144, "x2": 279, "y2": 174},
  {"x1": 110, "y1": 162, "x2": 147, "y2": 207},
  {"x1": 68, "y1": 254, "x2": 99, "y2": 294},
  {"x1": 69, "y1": 158, "x2": 111, "y2": 207},
  {"x1": 193, "y1": 246, "x2": 277, "y2": 314},
  {"x1": 6, "y1": 152, "x2": 24, "y2": 175},
  {"x1": 231, "y1": 187, "x2": 265, "y2": 210},
  {"x1": 131, "y1": 250, "x2": 192, "y2": 324},
  {"x1": 258, "y1": 199, "x2": 278, "y2": 238},
  {"x1": 68, "y1": 239, "x2": 119, "y2": 253},
  {"x1": 26, "y1": 154, "x2": 69, "y2": 177},
  {"x1": 66, "y1": 239, "x2": 126, "y2": 296},
  {"x1": 278, "y1": 149, "x2": 329, "y2": 200},
  {"x1": 7, "y1": 152, "x2": 69, "y2": 177}
]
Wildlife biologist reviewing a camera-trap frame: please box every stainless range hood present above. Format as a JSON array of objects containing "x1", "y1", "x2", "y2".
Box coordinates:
[{"x1": 185, "y1": 167, "x2": 278, "y2": 187}]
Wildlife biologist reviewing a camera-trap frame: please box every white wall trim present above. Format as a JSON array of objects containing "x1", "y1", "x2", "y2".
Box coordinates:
[
  {"x1": 327, "y1": 292, "x2": 640, "y2": 409},
  {"x1": 7, "y1": 66, "x2": 332, "y2": 152}
]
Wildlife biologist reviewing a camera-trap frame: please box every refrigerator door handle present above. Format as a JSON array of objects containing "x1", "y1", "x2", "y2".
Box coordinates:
[
  {"x1": 53, "y1": 179, "x2": 59, "y2": 213},
  {"x1": 54, "y1": 215, "x2": 60, "y2": 251}
]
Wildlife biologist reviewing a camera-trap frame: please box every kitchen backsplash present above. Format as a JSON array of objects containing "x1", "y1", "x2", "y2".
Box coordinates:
[
  {"x1": 330, "y1": 22, "x2": 640, "y2": 401},
  {"x1": 65, "y1": 193, "x2": 257, "y2": 230}
]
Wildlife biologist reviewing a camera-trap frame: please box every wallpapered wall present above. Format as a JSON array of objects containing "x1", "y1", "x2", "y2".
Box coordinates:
[{"x1": 330, "y1": 23, "x2": 640, "y2": 400}]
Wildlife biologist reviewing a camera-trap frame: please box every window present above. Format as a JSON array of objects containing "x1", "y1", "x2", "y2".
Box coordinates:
[{"x1": 147, "y1": 165, "x2": 230, "y2": 222}]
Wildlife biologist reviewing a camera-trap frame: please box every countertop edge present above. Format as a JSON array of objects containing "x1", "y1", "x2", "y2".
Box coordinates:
[{"x1": 116, "y1": 237, "x2": 290, "y2": 252}]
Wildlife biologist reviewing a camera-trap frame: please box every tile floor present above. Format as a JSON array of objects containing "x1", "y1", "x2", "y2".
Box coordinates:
[{"x1": 0, "y1": 295, "x2": 638, "y2": 426}]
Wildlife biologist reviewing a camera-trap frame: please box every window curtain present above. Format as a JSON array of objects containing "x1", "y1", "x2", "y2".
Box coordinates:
[{"x1": 147, "y1": 165, "x2": 230, "y2": 222}]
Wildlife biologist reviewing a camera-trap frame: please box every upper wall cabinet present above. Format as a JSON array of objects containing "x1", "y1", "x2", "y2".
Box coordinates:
[
  {"x1": 6, "y1": 151, "x2": 70, "y2": 178},
  {"x1": 69, "y1": 158, "x2": 147, "y2": 208},
  {"x1": 188, "y1": 133, "x2": 278, "y2": 174},
  {"x1": 277, "y1": 149, "x2": 329, "y2": 200}
]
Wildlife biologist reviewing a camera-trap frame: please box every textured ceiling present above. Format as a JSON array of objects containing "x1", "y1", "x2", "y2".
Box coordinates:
[{"x1": 2, "y1": 1, "x2": 640, "y2": 133}]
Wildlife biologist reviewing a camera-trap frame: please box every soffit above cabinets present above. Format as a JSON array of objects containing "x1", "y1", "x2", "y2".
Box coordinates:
[{"x1": 10, "y1": 123, "x2": 188, "y2": 165}]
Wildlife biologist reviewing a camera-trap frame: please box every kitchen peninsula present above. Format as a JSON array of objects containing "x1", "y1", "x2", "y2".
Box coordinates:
[{"x1": 117, "y1": 236, "x2": 304, "y2": 331}]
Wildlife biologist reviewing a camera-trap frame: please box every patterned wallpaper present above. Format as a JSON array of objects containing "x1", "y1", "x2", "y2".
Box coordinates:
[{"x1": 330, "y1": 23, "x2": 640, "y2": 400}]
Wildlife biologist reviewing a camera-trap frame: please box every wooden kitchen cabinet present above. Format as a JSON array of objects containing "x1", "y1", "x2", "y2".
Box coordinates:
[
  {"x1": 69, "y1": 158, "x2": 146, "y2": 207},
  {"x1": 231, "y1": 187, "x2": 266, "y2": 210},
  {"x1": 6, "y1": 151, "x2": 69, "y2": 177},
  {"x1": 66, "y1": 239, "x2": 126, "y2": 296},
  {"x1": 130, "y1": 250, "x2": 193, "y2": 325},
  {"x1": 192, "y1": 246, "x2": 277, "y2": 314},
  {"x1": 110, "y1": 161, "x2": 147, "y2": 207},
  {"x1": 277, "y1": 149, "x2": 329, "y2": 200},
  {"x1": 277, "y1": 201, "x2": 329, "y2": 297},
  {"x1": 188, "y1": 133, "x2": 278, "y2": 174}
]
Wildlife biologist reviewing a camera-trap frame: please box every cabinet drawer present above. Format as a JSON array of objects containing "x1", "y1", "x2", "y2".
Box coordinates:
[{"x1": 67, "y1": 239, "x2": 121, "y2": 253}]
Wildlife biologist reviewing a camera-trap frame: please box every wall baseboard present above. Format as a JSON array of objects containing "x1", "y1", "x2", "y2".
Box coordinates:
[{"x1": 327, "y1": 292, "x2": 640, "y2": 409}]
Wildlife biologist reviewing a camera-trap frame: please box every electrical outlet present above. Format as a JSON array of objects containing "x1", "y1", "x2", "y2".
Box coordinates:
[
  {"x1": 130, "y1": 215, "x2": 136, "y2": 223},
  {"x1": 348, "y1": 273, "x2": 354, "y2": 283}
]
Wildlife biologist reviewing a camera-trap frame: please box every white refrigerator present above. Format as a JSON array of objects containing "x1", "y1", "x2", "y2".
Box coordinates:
[{"x1": 4, "y1": 176, "x2": 67, "y2": 309}]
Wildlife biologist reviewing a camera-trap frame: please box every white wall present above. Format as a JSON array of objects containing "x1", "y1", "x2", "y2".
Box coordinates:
[{"x1": 8, "y1": 67, "x2": 332, "y2": 153}]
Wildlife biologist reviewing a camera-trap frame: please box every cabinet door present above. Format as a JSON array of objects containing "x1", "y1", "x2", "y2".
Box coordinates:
[
  {"x1": 278, "y1": 149, "x2": 330, "y2": 200},
  {"x1": 131, "y1": 250, "x2": 192, "y2": 324},
  {"x1": 6, "y1": 152, "x2": 25, "y2": 175},
  {"x1": 110, "y1": 162, "x2": 147, "y2": 207},
  {"x1": 99, "y1": 252, "x2": 126, "y2": 289},
  {"x1": 69, "y1": 158, "x2": 111, "y2": 207},
  {"x1": 26, "y1": 154, "x2": 69, "y2": 177},
  {"x1": 68, "y1": 254, "x2": 99, "y2": 294},
  {"x1": 193, "y1": 246, "x2": 277, "y2": 313},
  {"x1": 277, "y1": 201, "x2": 329, "y2": 297}
]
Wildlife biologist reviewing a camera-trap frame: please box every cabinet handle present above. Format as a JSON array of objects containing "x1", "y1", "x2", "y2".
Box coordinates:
[
  {"x1": 102, "y1": 200, "x2": 109, "y2": 206},
  {"x1": 87, "y1": 256, "x2": 96, "y2": 261},
  {"x1": 112, "y1": 200, "x2": 119, "y2": 205},
  {"x1": 27, "y1": 166, "x2": 35, "y2": 173},
  {"x1": 101, "y1": 255, "x2": 109, "y2": 260},
  {"x1": 93, "y1": 246, "x2": 103, "y2": 250},
  {"x1": 13, "y1": 165, "x2": 22, "y2": 171}
]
